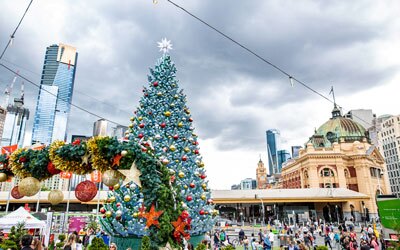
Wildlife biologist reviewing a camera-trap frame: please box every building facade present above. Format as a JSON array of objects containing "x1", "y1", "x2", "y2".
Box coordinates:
[
  {"x1": 2, "y1": 99, "x2": 29, "y2": 148},
  {"x1": 31, "y1": 44, "x2": 77, "y2": 145},
  {"x1": 93, "y1": 119, "x2": 109, "y2": 136},
  {"x1": 280, "y1": 106, "x2": 390, "y2": 221},
  {"x1": 378, "y1": 115, "x2": 400, "y2": 197},
  {"x1": 266, "y1": 129, "x2": 280, "y2": 175},
  {"x1": 256, "y1": 159, "x2": 267, "y2": 189}
]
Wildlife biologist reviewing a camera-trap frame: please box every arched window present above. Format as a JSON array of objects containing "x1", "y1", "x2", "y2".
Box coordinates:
[
  {"x1": 344, "y1": 169, "x2": 349, "y2": 178},
  {"x1": 304, "y1": 170, "x2": 309, "y2": 179},
  {"x1": 321, "y1": 168, "x2": 334, "y2": 177}
]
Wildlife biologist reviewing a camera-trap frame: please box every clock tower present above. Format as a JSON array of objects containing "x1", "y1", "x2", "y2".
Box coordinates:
[{"x1": 256, "y1": 158, "x2": 267, "y2": 189}]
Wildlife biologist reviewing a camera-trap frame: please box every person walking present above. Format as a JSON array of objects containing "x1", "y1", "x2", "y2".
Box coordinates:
[
  {"x1": 213, "y1": 229, "x2": 220, "y2": 249},
  {"x1": 21, "y1": 235, "x2": 34, "y2": 250},
  {"x1": 267, "y1": 230, "x2": 274, "y2": 248},
  {"x1": 324, "y1": 232, "x2": 333, "y2": 250}
]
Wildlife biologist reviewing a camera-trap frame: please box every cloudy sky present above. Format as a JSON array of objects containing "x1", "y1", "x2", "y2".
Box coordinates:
[{"x1": 0, "y1": 1, "x2": 399, "y2": 189}]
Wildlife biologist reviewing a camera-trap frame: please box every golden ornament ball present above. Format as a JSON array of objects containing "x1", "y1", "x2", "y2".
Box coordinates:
[
  {"x1": 169, "y1": 145, "x2": 176, "y2": 152},
  {"x1": 201, "y1": 183, "x2": 207, "y2": 189},
  {"x1": 130, "y1": 117, "x2": 134, "y2": 121},
  {"x1": 201, "y1": 194, "x2": 206, "y2": 200},
  {"x1": 0, "y1": 173, "x2": 7, "y2": 182},
  {"x1": 164, "y1": 111, "x2": 171, "y2": 117},
  {"x1": 184, "y1": 147, "x2": 190, "y2": 153},
  {"x1": 174, "y1": 95, "x2": 179, "y2": 99},
  {"x1": 18, "y1": 177, "x2": 40, "y2": 197},
  {"x1": 184, "y1": 185, "x2": 188, "y2": 189},
  {"x1": 124, "y1": 195, "x2": 131, "y2": 202},
  {"x1": 121, "y1": 150, "x2": 128, "y2": 157},
  {"x1": 48, "y1": 190, "x2": 64, "y2": 205},
  {"x1": 113, "y1": 183, "x2": 120, "y2": 190},
  {"x1": 133, "y1": 212, "x2": 138, "y2": 218},
  {"x1": 109, "y1": 196, "x2": 116, "y2": 203},
  {"x1": 178, "y1": 122, "x2": 183, "y2": 128},
  {"x1": 175, "y1": 160, "x2": 179, "y2": 163},
  {"x1": 105, "y1": 211, "x2": 112, "y2": 218},
  {"x1": 138, "y1": 116, "x2": 143, "y2": 121},
  {"x1": 102, "y1": 170, "x2": 120, "y2": 187},
  {"x1": 178, "y1": 172, "x2": 185, "y2": 178},
  {"x1": 129, "y1": 124, "x2": 133, "y2": 128},
  {"x1": 157, "y1": 92, "x2": 162, "y2": 96}
]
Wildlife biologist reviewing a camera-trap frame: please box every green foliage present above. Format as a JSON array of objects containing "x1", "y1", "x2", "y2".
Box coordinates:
[
  {"x1": 88, "y1": 237, "x2": 108, "y2": 250},
  {"x1": 221, "y1": 245, "x2": 235, "y2": 250},
  {"x1": 316, "y1": 246, "x2": 329, "y2": 250},
  {"x1": 195, "y1": 243, "x2": 207, "y2": 250},
  {"x1": 58, "y1": 234, "x2": 66, "y2": 242},
  {"x1": 140, "y1": 236, "x2": 151, "y2": 250},
  {"x1": 8, "y1": 222, "x2": 27, "y2": 248},
  {"x1": 85, "y1": 215, "x2": 99, "y2": 232},
  {"x1": 0, "y1": 239, "x2": 18, "y2": 250}
]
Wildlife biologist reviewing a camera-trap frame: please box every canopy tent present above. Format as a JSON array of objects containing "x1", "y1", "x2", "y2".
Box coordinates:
[{"x1": 0, "y1": 207, "x2": 46, "y2": 231}]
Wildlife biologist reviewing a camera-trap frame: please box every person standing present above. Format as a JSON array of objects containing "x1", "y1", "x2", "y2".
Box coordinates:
[
  {"x1": 268, "y1": 230, "x2": 274, "y2": 248},
  {"x1": 21, "y1": 235, "x2": 34, "y2": 250},
  {"x1": 370, "y1": 236, "x2": 379, "y2": 250},
  {"x1": 213, "y1": 230, "x2": 220, "y2": 249},
  {"x1": 324, "y1": 232, "x2": 333, "y2": 250}
]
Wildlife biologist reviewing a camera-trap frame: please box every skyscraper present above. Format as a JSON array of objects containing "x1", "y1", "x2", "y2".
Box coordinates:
[
  {"x1": 291, "y1": 146, "x2": 302, "y2": 158},
  {"x1": 93, "y1": 119, "x2": 109, "y2": 136},
  {"x1": 31, "y1": 43, "x2": 78, "y2": 145},
  {"x1": 277, "y1": 149, "x2": 291, "y2": 172},
  {"x1": 266, "y1": 129, "x2": 280, "y2": 175},
  {"x1": 2, "y1": 98, "x2": 29, "y2": 147}
]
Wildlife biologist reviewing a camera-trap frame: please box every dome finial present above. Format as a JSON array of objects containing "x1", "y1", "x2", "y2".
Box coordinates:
[{"x1": 329, "y1": 86, "x2": 341, "y2": 118}]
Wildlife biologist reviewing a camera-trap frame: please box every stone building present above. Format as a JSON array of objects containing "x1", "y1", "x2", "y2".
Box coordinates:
[{"x1": 280, "y1": 105, "x2": 390, "y2": 221}]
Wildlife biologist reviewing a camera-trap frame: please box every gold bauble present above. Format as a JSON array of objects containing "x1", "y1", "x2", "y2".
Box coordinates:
[
  {"x1": 175, "y1": 160, "x2": 179, "y2": 163},
  {"x1": 169, "y1": 145, "x2": 176, "y2": 152},
  {"x1": 105, "y1": 211, "x2": 112, "y2": 218},
  {"x1": 198, "y1": 162, "x2": 205, "y2": 168},
  {"x1": 133, "y1": 212, "x2": 138, "y2": 218},
  {"x1": 124, "y1": 195, "x2": 131, "y2": 202},
  {"x1": 184, "y1": 147, "x2": 190, "y2": 153},
  {"x1": 185, "y1": 109, "x2": 190, "y2": 114},
  {"x1": 102, "y1": 170, "x2": 120, "y2": 186},
  {"x1": 138, "y1": 117, "x2": 143, "y2": 121},
  {"x1": 178, "y1": 172, "x2": 185, "y2": 178},
  {"x1": 129, "y1": 124, "x2": 133, "y2": 128},
  {"x1": 0, "y1": 173, "x2": 7, "y2": 182},
  {"x1": 18, "y1": 177, "x2": 40, "y2": 197},
  {"x1": 130, "y1": 117, "x2": 134, "y2": 121},
  {"x1": 113, "y1": 183, "x2": 120, "y2": 190},
  {"x1": 184, "y1": 185, "x2": 188, "y2": 189},
  {"x1": 174, "y1": 95, "x2": 179, "y2": 99},
  {"x1": 164, "y1": 111, "x2": 171, "y2": 117},
  {"x1": 202, "y1": 183, "x2": 207, "y2": 189},
  {"x1": 157, "y1": 92, "x2": 162, "y2": 96},
  {"x1": 121, "y1": 150, "x2": 128, "y2": 157},
  {"x1": 109, "y1": 196, "x2": 116, "y2": 203},
  {"x1": 178, "y1": 122, "x2": 183, "y2": 128},
  {"x1": 201, "y1": 194, "x2": 206, "y2": 200},
  {"x1": 48, "y1": 190, "x2": 64, "y2": 205}
]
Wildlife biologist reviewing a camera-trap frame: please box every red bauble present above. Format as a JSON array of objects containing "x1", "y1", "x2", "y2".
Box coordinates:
[
  {"x1": 11, "y1": 186, "x2": 24, "y2": 199},
  {"x1": 189, "y1": 183, "x2": 195, "y2": 188},
  {"x1": 186, "y1": 196, "x2": 193, "y2": 202},
  {"x1": 194, "y1": 150, "x2": 199, "y2": 155},
  {"x1": 173, "y1": 135, "x2": 179, "y2": 140},
  {"x1": 139, "y1": 123, "x2": 145, "y2": 128},
  {"x1": 199, "y1": 209, "x2": 205, "y2": 215},
  {"x1": 100, "y1": 208, "x2": 106, "y2": 214},
  {"x1": 207, "y1": 199, "x2": 213, "y2": 204},
  {"x1": 182, "y1": 156, "x2": 188, "y2": 161},
  {"x1": 181, "y1": 210, "x2": 190, "y2": 219},
  {"x1": 75, "y1": 180, "x2": 97, "y2": 202},
  {"x1": 153, "y1": 81, "x2": 159, "y2": 87},
  {"x1": 160, "y1": 123, "x2": 166, "y2": 128},
  {"x1": 142, "y1": 147, "x2": 147, "y2": 152},
  {"x1": 109, "y1": 186, "x2": 114, "y2": 191},
  {"x1": 138, "y1": 133, "x2": 144, "y2": 139},
  {"x1": 144, "y1": 93, "x2": 148, "y2": 97},
  {"x1": 47, "y1": 162, "x2": 61, "y2": 175},
  {"x1": 189, "y1": 118, "x2": 193, "y2": 122},
  {"x1": 200, "y1": 174, "x2": 207, "y2": 179},
  {"x1": 116, "y1": 215, "x2": 122, "y2": 221},
  {"x1": 192, "y1": 142, "x2": 196, "y2": 145}
]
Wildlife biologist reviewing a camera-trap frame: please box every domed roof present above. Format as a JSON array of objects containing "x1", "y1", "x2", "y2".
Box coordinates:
[{"x1": 308, "y1": 105, "x2": 369, "y2": 147}]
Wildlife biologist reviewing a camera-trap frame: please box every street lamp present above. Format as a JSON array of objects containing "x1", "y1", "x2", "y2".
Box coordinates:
[
  {"x1": 255, "y1": 194, "x2": 265, "y2": 227},
  {"x1": 240, "y1": 212, "x2": 244, "y2": 227},
  {"x1": 335, "y1": 205, "x2": 339, "y2": 225}
]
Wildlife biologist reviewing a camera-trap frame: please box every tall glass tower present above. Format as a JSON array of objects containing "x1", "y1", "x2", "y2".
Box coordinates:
[
  {"x1": 31, "y1": 44, "x2": 78, "y2": 145},
  {"x1": 266, "y1": 129, "x2": 280, "y2": 175}
]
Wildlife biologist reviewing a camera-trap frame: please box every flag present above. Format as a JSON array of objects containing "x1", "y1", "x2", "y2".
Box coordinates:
[{"x1": 1, "y1": 144, "x2": 18, "y2": 155}]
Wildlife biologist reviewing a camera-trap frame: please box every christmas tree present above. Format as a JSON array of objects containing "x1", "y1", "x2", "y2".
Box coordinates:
[{"x1": 128, "y1": 40, "x2": 215, "y2": 235}]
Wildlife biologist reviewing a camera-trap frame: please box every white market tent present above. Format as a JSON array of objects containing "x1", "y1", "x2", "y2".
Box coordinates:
[{"x1": 0, "y1": 207, "x2": 45, "y2": 231}]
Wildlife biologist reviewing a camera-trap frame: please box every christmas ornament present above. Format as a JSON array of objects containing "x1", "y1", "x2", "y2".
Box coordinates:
[
  {"x1": 100, "y1": 207, "x2": 106, "y2": 214},
  {"x1": 188, "y1": 118, "x2": 193, "y2": 122},
  {"x1": 75, "y1": 180, "x2": 97, "y2": 202},
  {"x1": 201, "y1": 183, "x2": 207, "y2": 189},
  {"x1": 139, "y1": 123, "x2": 145, "y2": 128},
  {"x1": 48, "y1": 190, "x2": 64, "y2": 205},
  {"x1": 18, "y1": 177, "x2": 40, "y2": 197},
  {"x1": 121, "y1": 150, "x2": 128, "y2": 156},
  {"x1": 113, "y1": 183, "x2": 120, "y2": 190},
  {"x1": 119, "y1": 162, "x2": 142, "y2": 187},
  {"x1": 108, "y1": 196, "x2": 116, "y2": 203},
  {"x1": 178, "y1": 122, "x2": 183, "y2": 128},
  {"x1": 157, "y1": 38, "x2": 173, "y2": 53},
  {"x1": 116, "y1": 202, "x2": 121, "y2": 207},
  {"x1": 138, "y1": 116, "x2": 143, "y2": 121},
  {"x1": 133, "y1": 212, "x2": 138, "y2": 218},
  {"x1": 47, "y1": 161, "x2": 62, "y2": 175},
  {"x1": 200, "y1": 174, "x2": 207, "y2": 179},
  {"x1": 124, "y1": 195, "x2": 131, "y2": 202},
  {"x1": 11, "y1": 186, "x2": 24, "y2": 199},
  {"x1": 105, "y1": 211, "x2": 112, "y2": 218},
  {"x1": 112, "y1": 154, "x2": 122, "y2": 167},
  {"x1": 173, "y1": 135, "x2": 179, "y2": 140},
  {"x1": 140, "y1": 204, "x2": 164, "y2": 228},
  {"x1": 116, "y1": 210, "x2": 123, "y2": 217},
  {"x1": 207, "y1": 199, "x2": 213, "y2": 204},
  {"x1": 182, "y1": 155, "x2": 187, "y2": 161},
  {"x1": 186, "y1": 196, "x2": 193, "y2": 202},
  {"x1": 178, "y1": 172, "x2": 185, "y2": 178},
  {"x1": 183, "y1": 185, "x2": 188, "y2": 189},
  {"x1": 189, "y1": 183, "x2": 195, "y2": 188},
  {"x1": 194, "y1": 150, "x2": 199, "y2": 155},
  {"x1": 0, "y1": 173, "x2": 7, "y2": 182},
  {"x1": 102, "y1": 170, "x2": 120, "y2": 186},
  {"x1": 160, "y1": 123, "x2": 166, "y2": 128},
  {"x1": 169, "y1": 145, "x2": 176, "y2": 152},
  {"x1": 138, "y1": 133, "x2": 144, "y2": 139},
  {"x1": 162, "y1": 159, "x2": 169, "y2": 165},
  {"x1": 201, "y1": 194, "x2": 206, "y2": 200},
  {"x1": 164, "y1": 111, "x2": 171, "y2": 117},
  {"x1": 155, "y1": 134, "x2": 161, "y2": 140},
  {"x1": 184, "y1": 147, "x2": 190, "y2": 153},
  {"x1": 153, "y1": 81, "x2": 159, "y2": 87},
  {"x1": 172, "y1": 211, "x2": 191, "y2": 243},
  {"x1": 199, "y1": 209, "x2": 205, "y2": 215}
]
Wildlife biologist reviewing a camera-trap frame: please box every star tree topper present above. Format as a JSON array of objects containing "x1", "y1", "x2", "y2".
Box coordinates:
[{"x1": 157, "y1": 38, "x2": 173, "y2": 54}]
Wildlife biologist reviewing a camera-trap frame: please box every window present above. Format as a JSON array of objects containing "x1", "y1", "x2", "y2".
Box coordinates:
[
  {"x1": 344, "y1": 169, "x2": 349, "y2": 178},
  {"x1": 321, "y1": 168, "x2": 334, "y2": 177}
]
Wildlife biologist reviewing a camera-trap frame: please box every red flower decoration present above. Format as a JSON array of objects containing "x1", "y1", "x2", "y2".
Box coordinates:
[
  {"x1": 72, "y1": 139, "x2": 81, "y2": 145},
  {"x1": 19, "y1": 157, "x2": 26, "y2": 163}
]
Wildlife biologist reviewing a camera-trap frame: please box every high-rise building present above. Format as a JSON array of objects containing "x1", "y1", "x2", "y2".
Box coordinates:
[
  {"x1": 31, "y1": 43, "x2": 78, "y2": 145},
  {"x1": 93, "y1": 119, "x2": 109, "y2": 136},
  {"x1": 291, "y1": 146, "x2": 302, "y2": 158},
  {"x1": 0, "y1": 107, "x2": 6, "y2": 143},
  {"x1": 266, "y1": 129, "x2": 280, "y2": 175},
  {"x1": 277, "y1": 149, "x2": 291, "y2": 172},
  {"x1": 369, "y1": 115, "x2": 392, "y2": 149},
  {"x1": 112, "y1": 125, "x2": 128, "y2": 140},
  {"x1": 256, "y1": 158, "x2": 267, "y2": 189},
  {"x1": 2, "y1": 98, "x2": 29, "y2": 147},
  {"x1": 378, "y1": 115, "x2": 400, "y2": 197},
  {"x1": 240, "y1": 178, "x2": 257, "y2": 190},
  {"x1": 345, "y1": 109, "x2": 375, "y2": 130}
]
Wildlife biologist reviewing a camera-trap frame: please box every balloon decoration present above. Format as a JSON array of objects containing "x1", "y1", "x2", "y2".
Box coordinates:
[
  {"x1": 48, "y1": 190, "x2": 64, "y2": 205},
  {"x1": 18, "y1": 177, "x2": 40, "y2": 197},
  {"x1": 75, "y1": 180, "x2": 97, "y2": 202},
  {"x1": 102, "y1": 170, "x2": 120, "y2": 187},
  {"x1": 11, "y1": 186, "x2": 24, "y2": 199},
  {"x1": 0, "y1": 173, "x2": 7, "y2": 182}
]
